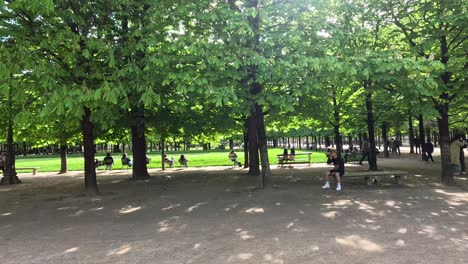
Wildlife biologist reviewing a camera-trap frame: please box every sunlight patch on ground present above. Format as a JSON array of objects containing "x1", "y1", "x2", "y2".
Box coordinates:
[
  {"x1": 162, "y1": 204, "x2": 181, "y2": 211},
  {"x1": 263, "y1": 252, "x2": 285, "y2": 263},
  {"x1": 433, "y1": 189, "x2": 468, "y2": 206},
  {"x1": 336, "y1": 235, "x2": 384, "y2": 252},
  {"x1": 334, "y1": 199, "x2": 353, "y2": 207},
  {"x1": 395, "y1": 239, "x2": 405, "y2": 246},
  {"x1": 158, "y1": 216, "x2": 180, "y2": 232},
  {"x1": 322, "y1": 211, "x2": 339, "y2": 219},
  {"x1": 354, "y1": 201, "x2": 375, "y2": 211},
  {"x1": 398, "y1": 228, "x2": 407, "y2": 234},
  {"x1": 69, "y1": 210, "x2": 84, "y2": 216},
  {"x1": 1, "y1": 212, "x2": 13, "y2": 216},
  {"x1": 90, "y1": 207, "x2": 104, "y2": 211},
  {"x1": 193, "y1": 243, "x2": 201, "y2": 249},
  {"x1": 235, "y1": 229, "x2": 255, "y2": 240},
  {"x1": 224, "y1": 203, "x2": 239, "y2": 211},
  {"x1": 417, "y1": 225, "x2": 446, "y2": 240},
  {"x1": 245, "y1": 207, "x2": 264, "y2": 213},
  {"x1": 63, "y1": 247, "x2": 79, "y2": 253},
  {"x1": 107, "y1": 244, "x2": 131, "y2": 256},
  {"x1": 385, "y1": 200, "x2": 401, "y2": 208},
  {"x1": 119, "y1": 206, "x2": 142, "y2": 214},
  {"x1": 186, "y1": 202, "x2": 207, "y2": 212},
  {"x1": 57, "y1": 206, "x2": 76, "y2": 211},
  {"x1": 227, "y1": 253, "x2": 253, "y2": 262}
]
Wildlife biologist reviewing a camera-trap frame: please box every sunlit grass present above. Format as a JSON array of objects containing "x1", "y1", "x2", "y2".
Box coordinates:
[{"x1": 14, "y1": 148, "x2": 327, "y2": 172}]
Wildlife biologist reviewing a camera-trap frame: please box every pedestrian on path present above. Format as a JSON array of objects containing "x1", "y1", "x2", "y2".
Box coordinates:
[{"x1": 423, "y1": 139, "x2": 434, "y2": 162}]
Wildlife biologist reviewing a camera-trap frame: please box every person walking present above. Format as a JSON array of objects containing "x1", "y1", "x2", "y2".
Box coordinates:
[
  {"x1": 358, "y1": 138, "x2": 369, "y2": 165},
  {"x1": 423, "y1": 138, "x2": 434, "y2": 162},
  {"x1": 414, "y1": 137, "x2": 421, "y2": 154},
  {"x1": 322, "y1": 150, "x2": 345, "y2": 191}
]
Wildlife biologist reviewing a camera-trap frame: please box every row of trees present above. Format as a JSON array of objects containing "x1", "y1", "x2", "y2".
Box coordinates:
[{"x1": 1, "y1": 0, "x2": 466, "y2": 193}]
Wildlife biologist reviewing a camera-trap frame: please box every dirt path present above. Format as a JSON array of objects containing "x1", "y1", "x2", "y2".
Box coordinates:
[{"x1": 1, "y1": 149, "x2": 467, "y2": 264}]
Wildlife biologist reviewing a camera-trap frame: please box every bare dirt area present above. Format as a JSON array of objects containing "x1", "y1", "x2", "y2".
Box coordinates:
[{"x1": 1, "y1": 149, "x2": 468, "y2": 264}]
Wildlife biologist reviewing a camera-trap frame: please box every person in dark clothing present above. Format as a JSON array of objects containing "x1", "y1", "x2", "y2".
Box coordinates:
[
  {"x1": 282, "y1": 149, "x2": 289, "y2": 161},
  {"x1": 414, "y1": 137, "x2": 421, "y2": 154},
  {"x1": 289, "y1": 148, "x2": 296, "y2": 160},
  {"x1": 322, "y1": 150, "x2": 345, "y2": 191},
  {"x1": 358, "y1": 139, "x2": 369, "y2": 165},
  {"x1": 424, "y1": 139, "x2": 434, "y2": 162},
  {"x1": 103, "y1": 153, "x2": 114, "y2": 170}
]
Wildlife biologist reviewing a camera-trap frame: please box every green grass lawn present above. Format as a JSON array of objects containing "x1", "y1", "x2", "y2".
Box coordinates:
[{"x1": 14, "y1": 148, "x2": 327, "y2": 172}]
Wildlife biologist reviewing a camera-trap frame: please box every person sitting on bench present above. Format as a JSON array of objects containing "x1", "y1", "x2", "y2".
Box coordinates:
[
  {"x1": 322, "y1": 150, "x2": 345, "y2": 191},
  {"x1": 121, "y1": 153, "x2": 133, "y2": 167},
  {"x1": 103, "y1": 153, "x2": 114, "y2": 170},
  {"x1": 179, "y1": 154, "x2": 189, "y2": 168},
  {"x1": 164, "y1": 154, "x2": 175, "y2": 167},
  {"x1": 289, "y1": 148, "x2": 296, "y2": 161},
  {"x1": 228, "y1": 150, "x2": 242, "y2": 167}
]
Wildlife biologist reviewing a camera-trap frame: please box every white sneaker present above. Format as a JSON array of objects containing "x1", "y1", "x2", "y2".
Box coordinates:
[
  {"x1": 322, "y1": 183, "x2": 330, "y2": 189},
  {"x1": 336, "y1": 184, "x2": 342, "y2": 191}
]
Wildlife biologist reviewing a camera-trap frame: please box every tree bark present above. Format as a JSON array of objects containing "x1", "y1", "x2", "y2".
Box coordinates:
[
  {"x1": 243, "y1": 118, "x2": 249, "y2": 168},
  {"x1": 365, "y1": 87, "x2": 378, "y2": 171},
  {"x1": 82, "y1": 107, "x2": 99, "y2": 195},
  {"x1": 256, "y1": 103, "x2": 270, "y2": 188},
  {"x1": 408, "y1": 113, "x2": 415, "y2": 154},
  {"x1": 59, "y1": 143, "x2": 68, "y2": 174},
  {"x1": 382, "y1": 122, "x2": 390, "y2": 158},
  {"x1": 247, "y1": 113, "x2": 260, "y2": 176},
  {"x1": 129, "y1": 104, "x2": 149, "y2": 180},
  {"x1": 0, "y1": 118, "x2": 20, "y2": 185},
  {"x1": 418, "y1": 114, "x2": 426, "y2": 160},
  {"x1": 437, "y1": 105, "x2": 454, "y2": 184}
]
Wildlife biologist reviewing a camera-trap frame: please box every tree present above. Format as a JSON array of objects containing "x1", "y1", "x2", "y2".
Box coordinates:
[{"x1": 385, "y1": 0, "x2": 467, "y2": 184}]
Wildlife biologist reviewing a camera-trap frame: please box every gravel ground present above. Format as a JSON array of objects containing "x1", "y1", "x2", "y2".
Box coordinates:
[{"x1": 0, "y1": 147, "x2": 467, "y2": 264}]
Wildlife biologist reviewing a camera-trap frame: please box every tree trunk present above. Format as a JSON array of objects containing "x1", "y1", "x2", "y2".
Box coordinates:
[
  {"x1": 229, "y1": 139, "x2": 234, "y2": 150},
  {"x1": 437, "y1": 106, "x2": 454, "y2": 184},
  {"x1": 418, "y1": 114, "x2": 426, "y2": 160},
  {"x1": 243, "y1": 118, "x2": 249, "y2": 168},
  {"x1": 382, "y1": 122, "x2": 390, "y2": 158},
  {"x1": 256, "y1": 103, "x2": 270, "y2": 188},
  {"x1": 131, "y1": 116, "x2": 150, "y2": 180},
  {"x1": 0, "y1": 118, "x2": 20, "y2": 185},
  {"x1": 408, "y1": 113, "x2": 415, "y2": 154},
  {"x1": 59, "y1": 143, "x2": 68, "y2": 174},
  {"x1": 161, "y1": 135, "x2": 166, "y2": 170},
  {"x1": 247, "y1": 113, "x2": 260, "y2": 176},
  {"x1": 365, "y1": 88, "x2": 378, "y2": 171},
  {"x1": 82, "y1": 107, "x2": 99, "y2": 195}
]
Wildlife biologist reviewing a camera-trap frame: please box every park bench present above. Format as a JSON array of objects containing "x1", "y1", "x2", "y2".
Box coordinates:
[
  {"x1": 277, "y1": 152, "x2": 312, "y2": 168},
  {"x1": 15, "y1": 167, "x2": 40, "y2": 175},
  {"x1": 345, "y1": 170, "x2": 409, "y2": 185}
]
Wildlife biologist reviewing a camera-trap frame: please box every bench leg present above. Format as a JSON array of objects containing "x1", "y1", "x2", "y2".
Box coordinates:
[{"x1": 33, "y1": 169, "x2": 36, "y2": 175}]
